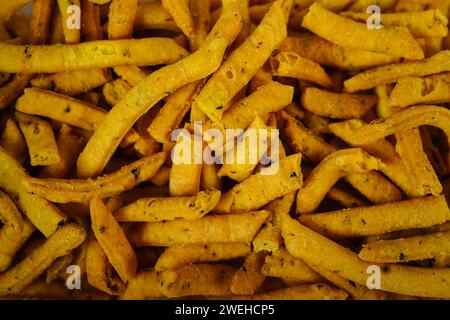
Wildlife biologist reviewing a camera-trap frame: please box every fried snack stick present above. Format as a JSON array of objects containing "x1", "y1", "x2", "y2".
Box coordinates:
[
  {"x1": 39, "y1": 125, "x2": 84, "y2": 179},
  {"x1": 326, "y1": 187, "x2": 369, "y2": 208},
  {"x1": 194, "y1": 0, "x2": 292, "y2": 123},
  {"x1": 249, "y1": 63, "x2": 273, "y2": 93},
  {"x1": 162, "y1": 0, "x2": 194, "y2": 37},
  {"x1": 216, "y1": 153, "x2": 302, "y2": 213},
  {"x1": 235, "y1": 284, "x2": 348, "y2": 300},
  {"x1": 388, "y1": 73, "x2": 450, "y2": 108},
  {"x1": 102, "y1": 78, "x2": 132, "y2": 106},
  {"x1": 0, "y1": 73, "x2": 34, "y2": 110},
  {"x1": 310, "y1": 264, "x2": 387, "y2": 300},
  {"x1": 0, "y1": 218, "x2": 34, "y2": 273},
  {"x1": 169, "y1": 128, "x2": 203, "y2": 196},
  {"x1": 45, "y1": 253, "x2": 74, "y2": 283},
  {"x1": 26, "y1": 151, "x2": 166, "y2": 203},
  {"x1": 134, "y1": 1, "x2": 178, "y2": 32},
  {"x1": 302, "y1": 110, "x2": 331, "y2": 135},
  {"x1": 218, "y1": 117, "x2": 270, "y2": 182},
  {"x1": 148, "y1": 82, "x2": 200, "y2": 143},
  {"x1": 328, "y1": 106, "x2": 450, "y2": 158},
  {"x1": 341, "y1": 9, "x2": 448, "y2": 38},
  {"x1": 201, "y1": 163, "x2": 222, "y2": 190},
  {"x1": 159, "y1": 264, "x2": 236, "y2": 298},
  {"x1": 299, "y1": 195, "x2": 450, "y2": 238},
  {"x1": 0, "y1": 119, "x2": 26, "y2": 163},
  {"x1": 278, "y1": 34, "x2": 399, "y2": 71},
  {"x1": 0, "y1": 224, "x2": 86, "y2": 296},
  {"x1": 271, "y1": 52, "x2": 333, "y2": 88},
  {"x1": 231, "y1": 251, "x2": 266, "y2": 295},
  {"x1": 16, "y1": 88, "x2": 139, "y2": 147},
  {"x1": 220, "y1": 81, "x2": 293, "y2": 129},
  {"x1": 128, "y1": 210, "x2": 270, "y2": 247},
  {"x1": 328, "y1": 118, "x2": 436, "y2": 198},
  {"x1": 223, "y1": 0, "x2": 251, "y2": 47},
  {"x1": 359, "y1": 230, "x2": 450, "y2": 263},
  {"x1": 189, "y1": 0, "x2": 211, "y2": 51},
  {"x1": 115, "y1": 189, "x2": 221, "y2": 222},
  {"x1": 16, "y1": 112, "x2": 60, "y2": 166},
  {"x1": 107, "y1": 0, "x2": 144, "y2": 98},
  {"x1": 155, "y1": 243, "x2": 250, "y2": 271},
  {"x1": 301, "y1": 87, "x2": 377, "y2": 119},
  {"x1": 302, "y1": 4, "x2": 423, "y2": 60},
  {"x1": 262, "y1": 248, "x2": 323, "y2": 283},
  {"x1": 31, "y1": 68, "x2": 112, "y2": 96},
  {"x1": 113, "y1": 66, "x2": 147, "y2": 86},
  {"x1": 277, "y1": 111, "x2": 402, "y2": 203},
  {"x1": 376, "y1": 140, "x2": 425, "y2": 197},
  {"x1": 395, "y1": 128, "x2": 442, "y2": 196},
  {"x1": 81, "y1": 0, "x2": 103, "y2": 41},
  {"x1": 119, "y1": 270, "x2": 163, "y2": 300},
  {"x1": 253, "y1": 191, "x2": 296, "y2": 252},
  {"x1": 91, "y1": 197, "x2": 137, "y2": 283},
  {"x1": 330, "y1": 106, "x2": 450, "y2": 176},
  {"x1": 0, "y1": 148, "x2": 65, "y2": 237},
  {"x1": 344, "y1": 50, "x2": 450, "y2": 92},
  {"x1": 297, "y1": 148, "x2": 379, "y2": 214},
  {"x1": 76, "y1": 4, "x2": 243, "y2": 178},
  {"x1": 0, "y1": 191, "x2": 24, "y2": 272},
  {"x1": 108, "y1": 0, "x2": 138, "y2": 39},
  {"x1": 0, "y1": 0, "x2": 52, "y2": 109},
  {"x1": 282, "y1": 214, "x2": 450, "y2": 299},
  {"x1": 86, "y1": 237, "x2": 125, "y2": 295},
  {"x1": 0, "y1": 38, "x2": 189, "y2": 73},
  {"x1": 57, "y1": 0, "x2": 81, "y2": 44}
]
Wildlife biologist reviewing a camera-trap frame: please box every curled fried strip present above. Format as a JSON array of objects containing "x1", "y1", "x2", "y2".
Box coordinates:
[
  {"x1": 26, "y1": 152, "x2": 166, "y2": 203},
  {"x1": 86, "y1": 237, "x2": 125, "y2": 296},
  {"x1": 115, "y1": 189, "x2": 221, "y2": 222},
  {"x1": 344, "y1": 50, "x2": 450, "y2": 92},
  {"x1": 0, "y1": 147, "x2": 66, "y2": 237},
  {"x1": 302, "y1": 3, "x2": 423, "y2": 60},
  {"x1": 328, "y1": 106, "x2": 450, "y2": 152},
  {"x1": 282, "y1": 214, "x2": 450, "y2": 299},
  {"x1": 277, "y1": 111, "x2": 402, "y2": 203},
  {"x1": 91, "y1": 197, "x2": 137, "y2": 283},
  {"x1": 0, "y1": 38, "x2": 189, "y2": 73},
  {"x1": 297, "y1": 148, "x2": 379, "y2": 214},
  {"x1": 128, "y1": 211, "x2": 270, "y2": 247},
  {"x1": 261, "y1": 249, "x2": 323, "y2": 283},
  {"x1": 230, "y1": 251, "x2": 266, "y2": 295},
  {"x1": 0, "y1": 224, "x2": 86, "y2": 296},
  {"x1": 359, "y1": 230, "x2": 450, "y2": 263},
  {"x1": 194, "y1": 0, "x2": 291, "y2": 123},
  {"x1": 271, "y1": 51, "x2": 333, "y2": 88},
  {"x1": 159, "y1": 264, "x2": 236, "y2": 298},
  {"x1": 76, "y1": 3, "x2": 243, "y2": 178},
  {"x1": 155, "y1": 242, "x2": 250, "y2": 271},
  {"x1": 299, "y1": 195, "x2": 450, "y2": 238}
]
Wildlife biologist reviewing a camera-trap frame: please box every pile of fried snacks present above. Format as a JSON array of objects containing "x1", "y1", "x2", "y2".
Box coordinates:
[{"x1": 0, "y1": 0, "x2": 450, "y2": 300}]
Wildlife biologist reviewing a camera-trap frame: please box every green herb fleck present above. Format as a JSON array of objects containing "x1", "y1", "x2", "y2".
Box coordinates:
[{"x1": 130, "y1": 168, "x2": 140, "y2": 180}]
